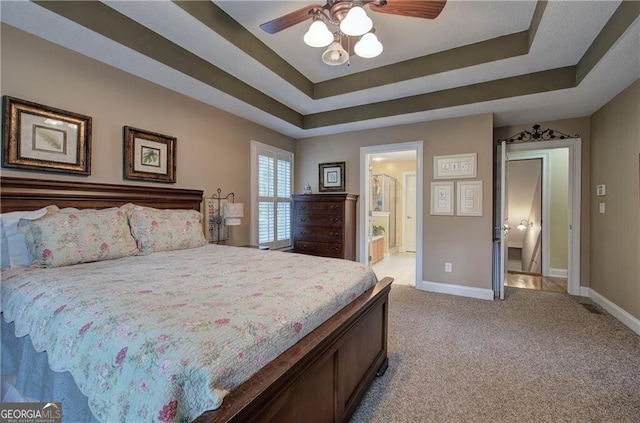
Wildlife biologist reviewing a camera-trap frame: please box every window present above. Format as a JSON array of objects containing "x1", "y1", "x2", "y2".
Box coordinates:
[{"x1": 251, "y1": 141, "x2": 293, "y2": 249}]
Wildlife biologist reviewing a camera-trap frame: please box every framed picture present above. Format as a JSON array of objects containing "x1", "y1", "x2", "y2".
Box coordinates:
[
  {"x1": 204, "y1": 197, "x2": 230, "y2": 242},
  {"x1": 2, "y1": 96, "x2": 92, "y2": 175},
  {"x1": 123, "y1": 126, "x2": 176, "y2": 183},
  {"x1": 319, "y1": 161, "x2": 345, "y2": 192},
  {"x1": 456, "y1": 180, "x2": 483, "y2": 216},
  {"x1": 430, "y1": 181, "x2": 454, "y2": 215},
  {"x1": 434, "y1": 153, "x2": 477, "y2": 179}
]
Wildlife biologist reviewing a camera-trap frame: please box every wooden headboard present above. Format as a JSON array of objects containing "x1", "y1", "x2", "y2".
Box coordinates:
[{"x1": 0, "y1": 177, "x2": 203, "y2": 212}]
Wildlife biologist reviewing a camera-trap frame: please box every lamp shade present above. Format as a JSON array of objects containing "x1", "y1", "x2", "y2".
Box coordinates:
[
  {"x1": 322, "y1": 41, "x2": 349, "y2": 66},
  {"x1": 303, "y1": 20, "x2": 333, "y2": 47},
  {"x1": 340, "y1": 6, "x2": 372, "y2": 36},
  {"x1": 354, "y1": 32, "x2": 383, "y2": 58},
  {"x1": 223, "y1": 202, "x2": 244, "y2": 226}
]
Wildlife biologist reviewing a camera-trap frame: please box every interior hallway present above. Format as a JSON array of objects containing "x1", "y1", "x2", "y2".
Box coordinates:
[
  {"x1": 372, "y1": 252, "x2": 415, "y2": 286},
  {"x1": 506, "y1": 272, "x2": 568, "y2": 293}
]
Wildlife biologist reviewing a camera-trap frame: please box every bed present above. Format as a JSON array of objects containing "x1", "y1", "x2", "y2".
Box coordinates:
[{"x1": 0, "y1": 176, "x2": 392, "y2": 423}]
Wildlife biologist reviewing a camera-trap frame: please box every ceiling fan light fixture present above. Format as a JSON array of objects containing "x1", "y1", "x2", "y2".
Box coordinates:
[
  {"x1": 354, "y1": 32, "x2": 383, "y2": 58},
  {"x1": 322, "y1": 40, "x2": 349, "y2": 66},
  {"x1": 339, "y1": 6, "x2": 373, "y2": 36},
  {"x1": 303, "y1": 20, "x2": 334, "y2": 47}
]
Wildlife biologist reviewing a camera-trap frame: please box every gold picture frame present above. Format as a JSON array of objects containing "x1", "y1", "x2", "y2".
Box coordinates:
[
  {"x1": 2, "y1": 96, "x2": 92, "y2": 175},
  {"x1": 123, "y1": 126, "x2": 176, "y2": 183}
]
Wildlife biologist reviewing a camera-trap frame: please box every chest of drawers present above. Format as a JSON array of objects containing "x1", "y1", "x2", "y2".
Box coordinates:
[{"x1": 292, "y1": 194, "x2": 358, "y2": 261}]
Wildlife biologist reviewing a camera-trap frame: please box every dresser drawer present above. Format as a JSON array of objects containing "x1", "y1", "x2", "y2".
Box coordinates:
[
  {"x1": 295, "y1": 214, "x2": 343, "y2": 227},
  {"x1": 294, "y1": 226, "x2": 343, "y2": 242},
  {"x1": 294, "y1": 241, "x2": 343, "y2": 258},
  {"x1": 295, "y1": 201, "x2": 343, "y2": 215}
]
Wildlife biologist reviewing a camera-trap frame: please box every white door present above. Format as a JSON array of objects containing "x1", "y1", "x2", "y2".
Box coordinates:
[
  {"x1": 366, "y1": 155, "x2": 375, "y2": 266},
  {"x1": 403, "y1": 172, "x2": 417, "y2": 252},
  {"x1": 499, "y1": 141, "x2": 509, "y2": 299}
]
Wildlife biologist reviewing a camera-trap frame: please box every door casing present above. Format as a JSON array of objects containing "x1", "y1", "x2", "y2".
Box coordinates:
[
  {"x1": 359, "y1": 141, "x2": 423, "y2": 287},
  {"x1": 504, "y1": 138, "x2": 582, "y2": 296}
]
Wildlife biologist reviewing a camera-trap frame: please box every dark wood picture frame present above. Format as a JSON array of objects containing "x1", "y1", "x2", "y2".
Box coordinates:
[
  {"x1": 123, "y1": 126, "x2": 176, "y2": 183},
  {"x1": 319, "y1": 161, "x2": 346, "y2": 192},
  {"x1": 2, "y1": 96, "x2": 92, "y2": 175}
]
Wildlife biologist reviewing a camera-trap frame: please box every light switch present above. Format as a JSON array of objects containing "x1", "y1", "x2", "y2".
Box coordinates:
[
  {"x1": 599, "y1": 203, "x2": 605, "y2": 214},
  {"x1": 596, "y1": 184, "x2": 606, "y2": 196}
]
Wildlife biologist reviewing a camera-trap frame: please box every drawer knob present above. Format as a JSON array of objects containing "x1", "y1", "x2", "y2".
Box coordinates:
[
  {"x1": 300, "y1": 205, "x2": 307, "y2": 209},
  {"x1": 299, "y1": 244, "x2": 306, "y2": 250},
  {"x1": 300, "y1": 231, "x2": 307, "y2": 235},
  {"x1": 331, "y1": 218, "x2": 339, "y2": 223},
  {"x1": 300, "y1": 217, "x2": 307, "y2": 222},
  {"x1": 330, "y1": 232, "x2": 338, "y2": 237},
  {"x1": 330, "y1": 246, "x2": 339, "y2": 251},
  {"x1": 330, "y1": 205, "x2": 338, "y2": 210}
]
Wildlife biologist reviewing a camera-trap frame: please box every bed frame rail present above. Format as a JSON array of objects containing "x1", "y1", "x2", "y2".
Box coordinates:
[{"x1": 195, "y1": 276, "x2": 393, "y2": 423}]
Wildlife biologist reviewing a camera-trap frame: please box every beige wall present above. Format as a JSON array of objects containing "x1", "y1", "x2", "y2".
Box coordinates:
[
  {"x1": 590, "y1": 79, "x2": 639, "y2": 320},
  {"x1": 522, "y1": 173, "x2": 542, "y2": 273},
  {"x1": 296, "y1": 113, "x2": 494, "y2": 290},
  {"x1": 0, "y1": 25, "x2": 295, "y2": 246},
  {"x1": 549, "y1": 149, "x2": 569, "y2": 270},
  {"x1": 495, "y1": 117, "x2": 591, "y2": 286}
]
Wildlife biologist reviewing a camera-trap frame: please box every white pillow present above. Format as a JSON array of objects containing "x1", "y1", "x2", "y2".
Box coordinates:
[{"x1": 0, "y1": 208, "x2": 48, "y2": 268}]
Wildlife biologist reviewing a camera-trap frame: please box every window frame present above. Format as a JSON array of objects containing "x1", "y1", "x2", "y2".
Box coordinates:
[{"x1": 250, "y1": 140, "x2": 294, "y2": 249}]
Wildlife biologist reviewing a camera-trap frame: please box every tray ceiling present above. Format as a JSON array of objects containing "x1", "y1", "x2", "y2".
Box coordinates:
[{"x1": 1, "y1": 1, "x2": 638, "y2": 138}]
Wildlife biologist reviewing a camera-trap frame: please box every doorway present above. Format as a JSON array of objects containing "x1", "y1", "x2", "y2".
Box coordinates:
[
  {"x1": 505, "y1": 157, "x2": 568, "y2": 294},
  {"x1": 359, "y1": 142, "x2": 423, "y2": 287},
  {"x1": 495, "y1": 138, "x2": 581, "y2": 297}
]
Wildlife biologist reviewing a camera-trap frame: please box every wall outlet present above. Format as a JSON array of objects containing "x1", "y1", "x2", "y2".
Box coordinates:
[
  {"x1": 445, "y1": 262, "x2": 452, "y2": 272},
  {"x1": 599, "y1": 202, "x2": 605, "y2": 214}
]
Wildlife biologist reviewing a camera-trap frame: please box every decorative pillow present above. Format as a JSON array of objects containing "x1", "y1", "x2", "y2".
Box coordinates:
[
  {"x1": 1, "y1": 208, "x2": 50, "y2": 268},
  {"x1": 128, "y1": 208, "x2": 207, "y2": 254},
  {"x1": 17, "y1": 206, "x2": 139, "y2": 268}
]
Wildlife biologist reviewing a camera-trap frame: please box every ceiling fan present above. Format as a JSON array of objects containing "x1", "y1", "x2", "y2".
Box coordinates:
[{"x1": 260, "y1": 0, "x2": 447, "y2": 65}]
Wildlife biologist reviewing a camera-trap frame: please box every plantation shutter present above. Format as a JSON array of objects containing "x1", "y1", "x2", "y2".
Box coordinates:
[{"x1": 254, "y1": 142, "x2": 293, "y2": 249}]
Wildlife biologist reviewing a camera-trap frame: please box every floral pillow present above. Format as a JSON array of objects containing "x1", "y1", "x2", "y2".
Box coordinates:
[
  {"x1": 17, "y1": 206, "x2": 139, "y2": 268},
  {"x1": 127, "y1": 208, "x2": 207, "y2": 254}
]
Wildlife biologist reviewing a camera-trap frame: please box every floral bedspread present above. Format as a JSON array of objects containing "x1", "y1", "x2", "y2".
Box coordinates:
[{"x1": 1, "y1": 245, "x2": 378, "y2": 422}]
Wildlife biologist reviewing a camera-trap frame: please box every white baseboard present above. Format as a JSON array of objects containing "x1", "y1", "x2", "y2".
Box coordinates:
[
  {"x1": 420, "y1": 281, "x2": 494, "y2": 300},
  {"x1": 549, "y1": 268, "x2": 568, "y2": 278},
  {"x1": 586, "y1": 288, "x2": 640, "y2": 336}
]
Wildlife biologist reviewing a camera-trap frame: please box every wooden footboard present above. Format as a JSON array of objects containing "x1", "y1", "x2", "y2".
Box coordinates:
[{"x1": 194, "y1": 276, "x2": 393, "y2": 423}]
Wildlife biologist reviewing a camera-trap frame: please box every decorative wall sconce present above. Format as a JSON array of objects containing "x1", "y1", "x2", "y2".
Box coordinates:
[
  {"x1": 517, "y1": 219, "x2": 533, "y2": 231},
  {"x1": 207, "y1": 188, "x2": 244, "y2": 244}
]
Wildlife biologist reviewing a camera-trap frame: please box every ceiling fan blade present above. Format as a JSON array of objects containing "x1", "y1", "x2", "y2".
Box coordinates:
[
  {"x1": 259, "y1": 4, "x2": 323, "y2": 34},
  {"x1": 368, "y1": 0, "x2": 447, "y2": 19}
]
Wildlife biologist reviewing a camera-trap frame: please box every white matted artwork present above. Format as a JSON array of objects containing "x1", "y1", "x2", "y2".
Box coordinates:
[
  {"x1": 430, "y1": 181, "x2": 454, "y2": 215},
  {"x1": 456, "y1": 180, "x2": 483, "y2": 216},
  {"x1": 434, "y1": 153, "x2": 477, "y2": 179}
]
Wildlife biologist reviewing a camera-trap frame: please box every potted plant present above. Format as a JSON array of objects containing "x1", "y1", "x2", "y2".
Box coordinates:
[{"x1": 372, "y1": 225, "x2": 385, "y2": 236}]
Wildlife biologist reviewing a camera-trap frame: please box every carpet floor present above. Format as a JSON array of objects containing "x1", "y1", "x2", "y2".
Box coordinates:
[{"x1": 350, "y1": 285, "x2": 640, "y2": 422}]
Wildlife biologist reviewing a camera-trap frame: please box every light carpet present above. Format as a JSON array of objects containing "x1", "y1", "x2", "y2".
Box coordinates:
[{"x1": 350, "y1": 285, "x2": 640, "y2": 422}]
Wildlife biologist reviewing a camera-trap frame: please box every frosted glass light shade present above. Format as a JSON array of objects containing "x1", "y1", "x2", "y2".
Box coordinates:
[
  {"x1": 340, "y1": 6, "x2": 372, "y2": 36},
  {"x1": 303, "y1": 20, "x2": 333, "y2": 47},
  {"x1": 354, "y1": 32, "x2": 383, "y2": 58},
  {"x1": 322, "y1": 41, "x2": 349, "y2": 65}
]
